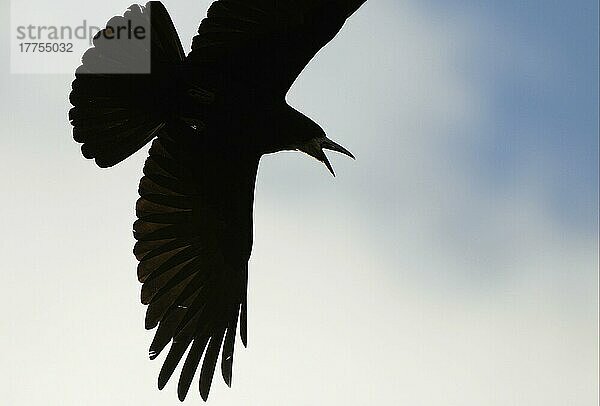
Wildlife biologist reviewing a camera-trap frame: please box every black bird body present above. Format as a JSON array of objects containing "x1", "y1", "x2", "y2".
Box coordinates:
[{"x1": 70, "y1": 0, "x2": 367, "y2": 401}]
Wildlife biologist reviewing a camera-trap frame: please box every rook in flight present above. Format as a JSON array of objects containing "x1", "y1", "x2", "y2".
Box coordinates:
[{"x1": 70, "y1": 0, "x2": 368, "y2": 401}]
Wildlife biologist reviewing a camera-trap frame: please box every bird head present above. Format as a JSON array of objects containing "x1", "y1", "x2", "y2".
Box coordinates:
[{"x1": 283, "y1": 105, "x2": 355, "y2": 176}]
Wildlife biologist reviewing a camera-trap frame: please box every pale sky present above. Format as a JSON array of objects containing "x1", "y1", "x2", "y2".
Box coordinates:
[{"x1": 1, "y1": 0, "x2": 598, "y2": 405}]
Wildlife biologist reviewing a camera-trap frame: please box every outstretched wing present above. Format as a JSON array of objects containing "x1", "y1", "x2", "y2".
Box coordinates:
[
  {"x1": 134, "y1": 120, "x2": 259, "y2": 401},
  {"x1": 187, "y1": 0, "x2": 368, "y2": 97}
]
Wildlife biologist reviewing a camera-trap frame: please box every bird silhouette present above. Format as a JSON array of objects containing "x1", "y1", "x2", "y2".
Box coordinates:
[{"x1": 69, "y1": 0, "x2": 367, "y2": 401}]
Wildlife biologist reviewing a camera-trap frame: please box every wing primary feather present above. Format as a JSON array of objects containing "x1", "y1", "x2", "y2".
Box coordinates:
[
  {"x1": 177, "y1": 335, "x2": 210, "y2": 401},
  {"x1": 199, "y1": 329, "x2": 226, "y2": 401},
  {"x1": 221, "y1": 304, "x2": 240, "y2": 387},
  {"x1": 157, "y1": 337, "x2": 193, "y2": 390},
  {"x1": 240, "y1": 286, "x2": 248, "y2": 347}
]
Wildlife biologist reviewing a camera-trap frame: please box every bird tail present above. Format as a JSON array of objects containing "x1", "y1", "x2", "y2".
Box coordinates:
[{"x1": 69, "y1": 2, "x2": 187, "y2": 168}]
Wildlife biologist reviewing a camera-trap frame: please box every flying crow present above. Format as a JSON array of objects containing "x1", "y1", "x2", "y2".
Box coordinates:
[{"x1": 70, "y1": 0, "x2": 368, "y2": 400}]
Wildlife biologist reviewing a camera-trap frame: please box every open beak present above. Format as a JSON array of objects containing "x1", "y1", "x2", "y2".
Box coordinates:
[
  {"x1": 299, "y1": 136, "x2": 355, "y2": 177},
  {"x1": 320, "y1": 137, "x2": 355, "y2": 177}
]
